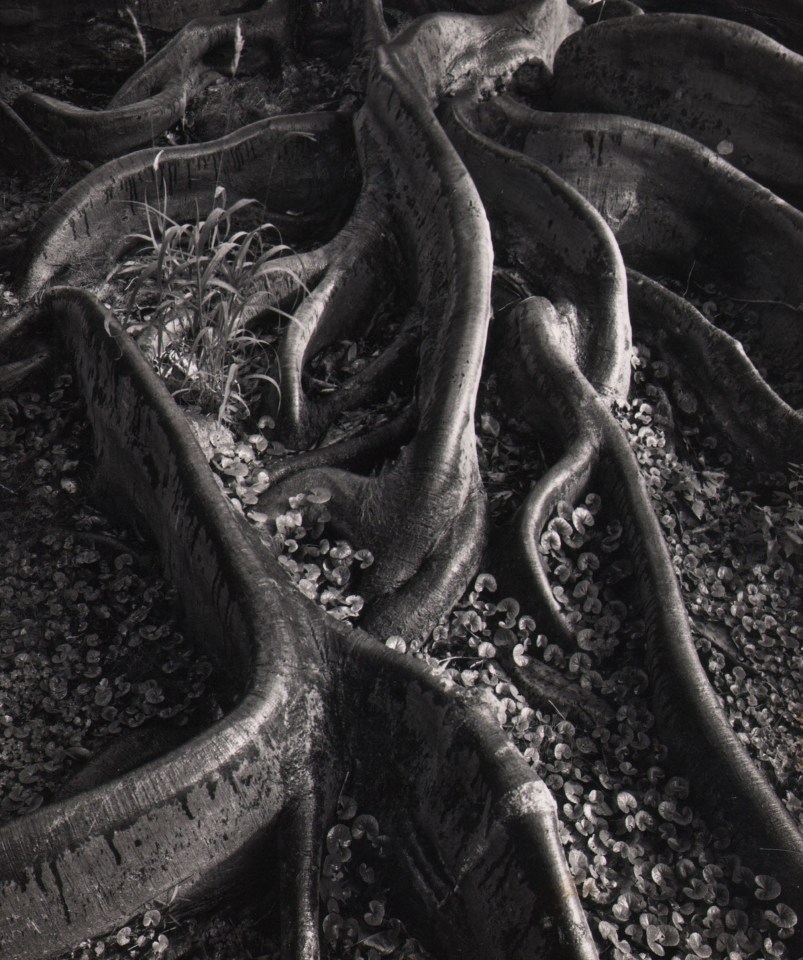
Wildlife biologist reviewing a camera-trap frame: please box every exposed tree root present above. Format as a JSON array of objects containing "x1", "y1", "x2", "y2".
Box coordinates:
[
  {"x1": 474, "y1": 95, "x2": 803, "y2": 347},
  {"x1": 274, "y1": 188, "x2": 399, "y2": 447},
  {"x1": 110, "y1": 1, "x2": 286, "y2": 107},
  {"x1": 0, "y1": 347, "x2": 51, "y2": 392},
  {"x1": 11, "y1": 1, "x2": 291, "y2": 163},
  {"x1": 627, "y1": 271, "x2": 803, "y2": 468},
  {"x1": 0, "y1": 283, "x2": 597, "y2": 960},
  {"x1": 504, "y1": 638, "x2": 616, "y2": 728},
  {"x1": 494, "y1": 432, "x2": 599, "y2": 646},
  {"x1": 18, "y1": 110, "x2": 359, "y2": 297},
  {"x1": 238, "y1": 246, "x2": 332, "y2": 325},
  {"x1": 475, "y1": 91, "x2": 803, "y2": 411},
  {"x1": 444, "y1": 96, "x2": 629, "y2": 643},
  {"x1": 2, "y1": 1, "x2": 803, "y2": 956},
  {"x1": 0, "y1": 101, "x2": 61, "y2": 178},
  {"x1": 257, "y1": 407, "x2": 416, "y2": 490},
  {"x1": 255, "y1": 3, "x2": 572, "y2": 626},
  {"x1": 551, "y1": 13, "x2": 803, "y2": 206},
  {"x1": 508, "y1": 293, "x2": 803, "y2": 919}
]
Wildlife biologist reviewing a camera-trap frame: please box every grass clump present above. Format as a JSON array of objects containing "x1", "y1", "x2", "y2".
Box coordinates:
[{"x1": 112, "y1": 184, "x2": 297, "y2": 426}]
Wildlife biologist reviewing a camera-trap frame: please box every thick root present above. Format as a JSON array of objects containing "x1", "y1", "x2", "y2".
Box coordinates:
[
  {"x1": 18, "y1": 111, "x2": 358, "y2": 296},
  {"x1": 257, "y1": 409, "x2": 416, "y2": 490},
  {"x1": 13, "y1": 0, "x2": 291, "y2": 163},
  {"x1": 0, "y1": 349, "x2": 51, "y2": 392},
  {"x1": 445, "y1": 102, "x2": 630, "y2": 644},
  {"x1": 331, "y1": 631, "x2": 599, "y2": 960},
  {"x1": 275, "y1": 189, "x2": 397, "y2": 447},
  {"x1": 445, "y1": 95, "x2": 631, "y2": 401},
  {"x1": 551, "y1": 13, "x2": 803, "y2": 206},
  {"x1": 0, "y1": 287, "x2": 599, "y2": 960},
  {"x1": 0, "y1": 101, "x2": 61, "y2": 178},
  {"x1": 478, "y1": 95, "x2": 803, "y2": 344}
]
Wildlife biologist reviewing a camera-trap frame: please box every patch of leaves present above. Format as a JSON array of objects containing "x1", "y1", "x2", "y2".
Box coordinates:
[
  {"x1": 475, "y1": 375, "x2": 550, "y2": 524},
  {"x1": 537, "y1": 490, "x2": 635, "y2": 670},
  {"x1": 412, "y1": 573, "x2": 797, "y2": 960},
  {"x1": 69, "y1": 907, "x2": 170, "y2": 960},
  {"x1": 0, "y1": 378, "x2": 216, "y2": 819},
  {"x1": 305, "y1": 296, "x2": 404, "y2": 401},
  {"x1": 321, "y1": 794, "x2": 434, "y2": 960},
  {"x1": 272, "y1": 490, "x2": 373, "y2": 622}
]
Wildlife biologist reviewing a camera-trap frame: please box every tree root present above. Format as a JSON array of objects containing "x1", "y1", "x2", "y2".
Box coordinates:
[
  {"x1": 627, "y1": 270, "x2": 803, "y2": 468},
  {"x1": 506, "y1": 292, "x2": 803, "y2": 920},
  {"x1": 445, "y1": 97, "x2": 630, "y2": 642},
  {"x1": 0, "y1": 101, "x2": 61, "y2": 178},
  {"x1": 255, "y1": 3, "x2": 584, "y2": 628},
  {"x1": 0, "y1": 287, "x2": 598, "y2": 960},
  {"x1": 274, "y1": 188, "x2": 400, "y2": 447},
  {"x1": 257, "y1": 408, "x2": 416, "y2": 491},
  {"x1": 12, "y1": 0, "x2": 291, "y2": 163},
  {"x1": 476, "y1": 94, "x2": 803, "y2": 340},
  {"x1": 17, "y1": 110, "x2": 359, "y2": 297},
  {"x1": 238, "y1": 246, "x2": 332, "y2": 325},
  {"x1": 445, "y1": 95, "x2": 631, "y2": 400},
  {"x1": 324, "y1": 4, "x2": 582, "y2": 617},
  {"x1": 0, "y1": 348, "x2": 51, "y2": 392},
  {"x1": 551, "y1": 12, "x2": 803, "y2": 206}
]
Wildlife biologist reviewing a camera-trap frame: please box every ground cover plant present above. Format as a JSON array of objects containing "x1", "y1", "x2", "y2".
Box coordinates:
[{"x1": 0, "y1": 1, "x2": 802, "y2": 959}]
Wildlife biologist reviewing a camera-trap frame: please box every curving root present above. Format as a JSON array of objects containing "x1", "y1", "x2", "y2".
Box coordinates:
[{"x1": 12, "y1": 0, "x2": 292, "y2": 163}]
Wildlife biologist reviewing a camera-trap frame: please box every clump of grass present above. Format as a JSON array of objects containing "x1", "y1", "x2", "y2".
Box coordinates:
[{"x1": 112, "y1": 183, "x2": 300, "y2": 426}]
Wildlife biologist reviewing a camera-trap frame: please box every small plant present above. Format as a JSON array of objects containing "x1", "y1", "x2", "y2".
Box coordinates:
[{"x1": 112, "y1": 183, "x2": 303, "y2": 426}]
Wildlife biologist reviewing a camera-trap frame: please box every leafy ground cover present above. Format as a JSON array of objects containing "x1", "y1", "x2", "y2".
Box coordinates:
[{"x1": 0, "y1": 371, "x2": 218, "y2": 823}]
